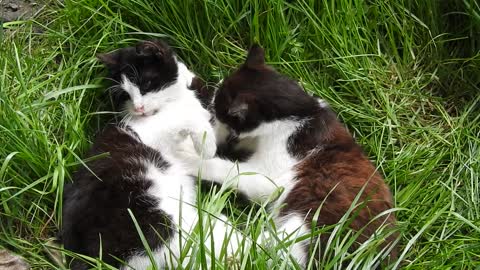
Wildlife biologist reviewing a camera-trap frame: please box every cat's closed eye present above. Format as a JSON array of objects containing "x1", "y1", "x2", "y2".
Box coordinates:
[
  {"x1": 144, "y1": 80, "x2": 152, "y2": 89},
  {"x1": 139, "y1": 81, "x2": 152, "y2": 94}
]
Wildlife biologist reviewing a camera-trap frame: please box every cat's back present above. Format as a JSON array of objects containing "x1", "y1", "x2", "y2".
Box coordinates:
[
  {"x1": 62, "y1": 125, "x2": 174, "y2": 269},
  {"x1": 289, "y1": 139, "x2": 394, "y2": 228},
  {"x1": 282, "y1": 113, "x2": 397, "y2": 257}
]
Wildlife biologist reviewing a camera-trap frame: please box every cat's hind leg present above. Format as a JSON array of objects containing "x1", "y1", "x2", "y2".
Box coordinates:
[{"x1": 268, "y1": 214, "x2": 310, "y2": 268}]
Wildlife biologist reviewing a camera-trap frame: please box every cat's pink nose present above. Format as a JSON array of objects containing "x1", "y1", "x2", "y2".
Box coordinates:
[{"x1": 134, "y1": 105, "x2": 145, "y2": 113}]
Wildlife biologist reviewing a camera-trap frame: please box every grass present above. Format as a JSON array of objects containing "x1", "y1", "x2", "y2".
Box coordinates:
[{"x1": 1, "y1": 0, "x2": 479, "y2": 269}]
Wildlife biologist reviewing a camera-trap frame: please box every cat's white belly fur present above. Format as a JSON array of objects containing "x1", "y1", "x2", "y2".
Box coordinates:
[
  {"x1": 124, "y1": 162, "x2": 240, "y2": 269},
  {"x1": 123, "y1": 101, "x2": 237, "y2": 268},
  {"x1": 125, "y1": 163, "x2": 196, "y2": 269},
  {"x1": 147, "y1": 163, "x2": 197, "y2": 229}
]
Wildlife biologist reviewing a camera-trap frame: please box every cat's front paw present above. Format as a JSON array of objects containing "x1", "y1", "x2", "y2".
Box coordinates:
[
  {"x1": 191, "y1": 132, "x2": 217, "y2": 159},
  {"x1": 175, "y1": 149, "x2": 203, "y2": 175},
  {"x1": 200, "y1": 140, "x2": 217, "y2": 159}
]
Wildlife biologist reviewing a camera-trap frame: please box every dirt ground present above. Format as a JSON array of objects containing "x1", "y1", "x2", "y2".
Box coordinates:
[{"x1": 1, "y1": 0, "x2": 43, "y2": 22}]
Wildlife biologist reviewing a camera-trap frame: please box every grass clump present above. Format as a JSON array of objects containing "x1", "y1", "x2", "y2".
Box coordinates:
[{"x1": 1, "y1": 0, "x2": 479, "y2": 269}]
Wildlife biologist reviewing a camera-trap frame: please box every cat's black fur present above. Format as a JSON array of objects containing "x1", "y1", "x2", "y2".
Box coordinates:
[
  {"x1": 62, "y1": 125, "x2": 174, "y2": 269},
  {"x1": 215, "y1": 134, "x2": 254, "y2": 162},
  {"x1": 188, "y1": 76, "x2": 215, "y2": 110}
]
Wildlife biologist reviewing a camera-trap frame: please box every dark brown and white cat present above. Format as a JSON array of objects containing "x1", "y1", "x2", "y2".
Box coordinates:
[
  {"x1": 62, "y1": 40, "x2": 239, "y2": 270},
  {"x1": 178, "y1": 45, "x2": 398, "y2": 267}
]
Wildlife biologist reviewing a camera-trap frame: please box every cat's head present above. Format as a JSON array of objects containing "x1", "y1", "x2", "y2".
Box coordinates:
[
  {"x1": 98, "y1": 40, "x2": 194, "y2": 116},
  {"x1": 214, "y1": 45, "x2": 318, "y2": 133}
]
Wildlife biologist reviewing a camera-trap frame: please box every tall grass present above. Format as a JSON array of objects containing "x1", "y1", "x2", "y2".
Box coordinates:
[{"x1": 0, "y1": 0, "x2": 479, "y2": 269}]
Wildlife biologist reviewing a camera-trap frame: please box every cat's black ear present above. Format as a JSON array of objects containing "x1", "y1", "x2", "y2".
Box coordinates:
[
  {"x1": 228, "y1": 99, "x2": 249, "y2": 121},
  {"x1": 97, "y1": 51, "x2": 120, "y2": 68},
  {"x1": 136, "y1": 40, "x2": 168, "y2": 58},
  {"x1": 245, "y1": 44, "x2": 265, "y2": 69}
]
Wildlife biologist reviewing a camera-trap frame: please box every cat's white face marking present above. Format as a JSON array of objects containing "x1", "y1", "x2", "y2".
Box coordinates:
[
  {"x1": 176, "y1": 60, "x2": 195, "y2": 87},
  {"x1": 120, "y1": 74, "x2": 146, "y2": 115},
  {"x1": 120, "y1": 61, "x2": 196, "y2": 117}
]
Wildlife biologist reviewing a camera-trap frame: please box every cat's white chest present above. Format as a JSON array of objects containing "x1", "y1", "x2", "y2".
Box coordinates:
[
  {"x1": 254, "y1": 138, "x2": 296, "y2": 176},
  {"x1": 127, "y1": 100, "x2": 206, "y2": 155},
  {"x1": 243, "y1": 120, "x2": 300, "y2": 178}
]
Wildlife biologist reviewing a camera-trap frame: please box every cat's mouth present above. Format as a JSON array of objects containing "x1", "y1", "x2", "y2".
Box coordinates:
[{"x1": 132, "y1": 109, "x2": 159, "y2": 117}]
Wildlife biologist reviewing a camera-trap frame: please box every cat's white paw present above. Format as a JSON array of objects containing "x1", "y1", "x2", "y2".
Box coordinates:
[
  {"x1": 191, "y1": 132, "x2": 217, "y2": 159},
  {"x1": 175, "y1": 148, "x2": 203, "y2": 175},
  {"x1": 199, "y1": 138, "x2": 217, "y2": 159}
]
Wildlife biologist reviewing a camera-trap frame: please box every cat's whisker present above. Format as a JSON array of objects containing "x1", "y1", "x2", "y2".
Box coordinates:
[
  {"x1": 105, "y1": 77, "x2": 121, "y2": 85},
  {"x1": 126, "y1": 64, "x2": 140, "y2": 85},
  {"x1": 120, "y1": 112, "x2": 133, "y2": 126},
  {"x1": 105, "y1": 85, "x2": 121, "y2": 94}
]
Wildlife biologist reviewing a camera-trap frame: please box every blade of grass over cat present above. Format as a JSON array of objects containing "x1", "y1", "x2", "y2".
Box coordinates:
[
  {"x1": 44, "y1": 84, "x2": 102, "y2": 100},
  {"x1": 127, "y1": 209, "x2": 159, "y2": 270}
]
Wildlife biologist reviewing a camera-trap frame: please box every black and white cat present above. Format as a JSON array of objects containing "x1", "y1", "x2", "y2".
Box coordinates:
[
  {"x1": 179, "y1": 45, "x2": 398, "y2": 267},
  {"x1": 62, "y1": 40, "x2": 239, "y2": 269}
]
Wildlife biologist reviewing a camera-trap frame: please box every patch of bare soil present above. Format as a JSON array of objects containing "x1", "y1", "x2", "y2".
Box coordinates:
[
  {"x1": 0, "y1": 249, "x2": 29, "y2": 270},
  {"x1": 1, "y1": 0, "x2": 43, "y2": 23}
]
